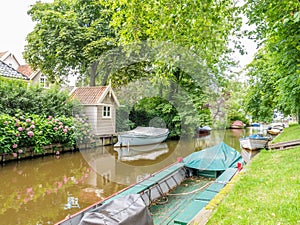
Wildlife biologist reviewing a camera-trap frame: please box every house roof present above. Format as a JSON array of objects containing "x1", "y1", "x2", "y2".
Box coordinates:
[
  {"x1": 17, "y1": 64, "x2": 33, "y2": 78},
  {"x1": 0, "y1": 61, "x2": 29, "y2": 80},
  {"x1": 70, "y1": 86, "x2": 120, "y2": 106},
  {"x1": 0, "y1": 51, "x2": 8, "y2": 58},
  {"x1": 0, "y1": 51, "x2": 20, "y2": 68}
]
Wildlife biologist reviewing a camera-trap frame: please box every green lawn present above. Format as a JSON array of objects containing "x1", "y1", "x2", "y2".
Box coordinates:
[
  {"x1": 271, "y1": 123, "x2": 300, "y2": 143},
  {"x1": 206, "y1": 147, "x2": 300, "y2": 225}
]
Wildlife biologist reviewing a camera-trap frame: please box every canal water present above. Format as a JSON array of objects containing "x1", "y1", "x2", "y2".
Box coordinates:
[{"x1": 0, "y1": 127, "x2": 260, "y2": 224}]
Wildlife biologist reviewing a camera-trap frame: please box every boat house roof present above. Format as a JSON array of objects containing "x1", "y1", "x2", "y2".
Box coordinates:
[{"x1": 70, "y1": 86, "x2": 120, "y2": 106}]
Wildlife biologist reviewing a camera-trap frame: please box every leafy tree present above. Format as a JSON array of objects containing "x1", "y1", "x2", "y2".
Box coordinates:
[
  {"x1": 24, "y1": 0, "x2": 117, "y2": 86},
  {"x1": 0, "y1": 78, "x2": 80, "y2": 117},
  {"x1": 25, "y1": 0, "x2": 245, "y2": 134},
  {"x1": 243, "y1": 0, "x2": 300, "y2": 123},
  {"x1": 104, "y1": 0, "x2": 242, "y2": 81}
]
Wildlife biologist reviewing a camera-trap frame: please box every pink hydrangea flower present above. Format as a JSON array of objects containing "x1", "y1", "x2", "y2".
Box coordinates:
[
  {"x1": 18, "y1": 149, "x2": 23, "y2": 154},
  {"x1": 63, "y1": 129, "x2": 68, "y2": 133},
  {"x1": 27, "y1": 131, "x2": 34, "y2": 138},
  {"x1": 30, "y1": 125, "x2": 35, "y2": 129},
  {"x1": 53, "y1": 127, "x2": 58, "y2": 131},
  {"x1": 18, "y1": 127, "x2": 23, "y2": 132},
  {"x1": 26, "y1": 119, "x2": 31, "y2": 123},
  {"x1": 12, "y1": 153, "x2": 17, "y2": 158},
  {"x1": 12, "y1": 143, "x2": 18, "y2": 148}
]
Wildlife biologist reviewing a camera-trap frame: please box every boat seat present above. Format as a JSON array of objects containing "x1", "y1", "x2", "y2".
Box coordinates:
[
  {"x1": 195, "y1": 189, "x2": 217, "y2": 201},
  {"x1": 215, "y1": 168, "x2": 238, "y2": 183},
  {"x1": 206, "y1": 182, "x2": 225, "y2": 193},
  {"x1": 173, "y1": 168, "x2": 238, "y2": 224},
  {"x1": 173, "y1": 200, "x2": 208, "y2": 225}
]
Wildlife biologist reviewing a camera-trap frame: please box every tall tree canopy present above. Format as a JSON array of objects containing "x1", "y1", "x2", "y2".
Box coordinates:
[
  {"x1": 24, "y1": 0, "x2": 242, "y2": 86},
  {"x1": 24, "y1": 0, "x2": 117, "y2": 85},
  {"x1": 24, "y1": 0, "x2": 244, "y2": 132},
  {"x1": 243, "y1": 0, "x2": 300, "y2": 122}
]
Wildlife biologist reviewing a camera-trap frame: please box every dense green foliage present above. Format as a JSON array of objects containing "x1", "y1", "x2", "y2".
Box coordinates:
[
  {"x1": 129, "y1": 97, "x2": 181, "y2": 138},
  {"x1": 243, "y1": 0, "x2": 300, "y2": 122},
  {"x1": 24, "y1": 0, "x2": 244, "y2": 133},
  {"x1": 24, "y1": 0, "x2": 117, "y2": 86},
  {"x1": 0, "y1": 77, "x2": 80, "y2": 117},
  {"x1": 224, "y1": 81, "x2": 249, "y2": 126},
  {"x1": 0, "y1": 113, "x2": 92, "y2": 154},
  {"x1": 0, "y1": 78, "x2": 92, "y2": 154}
]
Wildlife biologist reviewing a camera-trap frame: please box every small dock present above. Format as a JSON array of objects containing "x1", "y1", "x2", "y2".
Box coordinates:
[{"x1": 268, "y1": 139, "x2": 300, "y2": 150}]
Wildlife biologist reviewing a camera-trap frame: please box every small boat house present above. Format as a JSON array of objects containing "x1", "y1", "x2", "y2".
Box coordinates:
[{"x1": 70, "y1": 85, "x2": 120, "y2": 136}]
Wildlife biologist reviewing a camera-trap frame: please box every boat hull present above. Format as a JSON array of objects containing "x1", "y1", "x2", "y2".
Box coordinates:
[
  {"x1": 230, "y1": 125, "x2": 245, "y2": 129},
  {"x1": 115, "y1": 134, "x2": 168, "y2": 147},
  {"x1": 230, "y1": 120, "x2": 246, "y2": 129},
  {"x1": 240, "y1": 138, "x2": 269, "y2": 150},
  {"x1": 267, "y1": 128, "x2": 281, "y2": 135},
  {"x1": 56, "y1": 142, "x2": 242, "y2": 225},
  {"x1": 114, "y1": 127, "x2": 169, "y2": 147}
]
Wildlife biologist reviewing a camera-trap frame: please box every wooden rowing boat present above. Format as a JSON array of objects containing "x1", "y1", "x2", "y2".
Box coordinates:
[{"x1": 56, "y1": 142, "x2": 243, "y2": 225}]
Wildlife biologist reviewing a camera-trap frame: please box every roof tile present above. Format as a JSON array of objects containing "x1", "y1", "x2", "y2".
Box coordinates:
[
  {"x1": 70, "y1": 86, "x2": 108, "y2": 104},
  {"x1": 17, "y1": 64, "x2": 33, "y2": 78}
]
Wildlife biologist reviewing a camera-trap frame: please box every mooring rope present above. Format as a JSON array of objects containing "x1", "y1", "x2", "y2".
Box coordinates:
[{"x1": 167, "y1": 181, "x2": 214, "y2": 196}]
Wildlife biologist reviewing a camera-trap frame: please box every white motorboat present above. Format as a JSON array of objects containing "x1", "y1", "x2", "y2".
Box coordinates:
[{"x1": 114, "y1": 127, "x2": 169, "y2": 147}]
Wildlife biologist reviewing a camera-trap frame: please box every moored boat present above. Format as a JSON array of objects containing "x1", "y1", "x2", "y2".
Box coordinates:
[
  {"x1": 251, "y1": 122, "x2": 261, "y2": 127},
  {"x1": 267, "y1": 128, "x2": 281, "y2": 135},
  {"x1": 195, "y1": 125, "x2": 212, "y2": 136},
  {"x1": 114, "y1": 127, "x2": 169, "y2": 147},
  {"x1": 240, "y1": 134, "x2": 272, "y2": 150},
  {"x1": 56, "y1": 142, "x2": 243, "y2": 225},
  {"x1": 267, "y1": 123, "x2": 284, "y2": 135},
  {"x1": 230, "y1": 120, "x2": 246, "y2": 129}
]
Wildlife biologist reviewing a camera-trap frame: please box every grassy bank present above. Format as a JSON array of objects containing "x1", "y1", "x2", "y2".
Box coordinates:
[
  {"x1": 206, "y1": 147, "x2": 300, "y2": 225},
  {"x1": 271, "y1": 123, "x2": 300, "y2": 143}
]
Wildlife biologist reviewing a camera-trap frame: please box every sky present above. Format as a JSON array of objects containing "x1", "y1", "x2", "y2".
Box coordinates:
[
  {"x1": 0, "y1": 0, "x2": 257, "y2": 67},
  {"x1": 0, "y1": 0, "x2": 52, "y2": 64}
]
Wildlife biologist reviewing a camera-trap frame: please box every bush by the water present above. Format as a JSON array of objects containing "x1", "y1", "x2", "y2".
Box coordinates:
[
  {"x1": 0, "y1": 77, "x2": 93, "y2": 155},
  {"x1": 0, "y1": 113, "x2": 93, "y2": 155},
  {"x1": 0, "y1": 77, "x2": 80, "y2": 117}
]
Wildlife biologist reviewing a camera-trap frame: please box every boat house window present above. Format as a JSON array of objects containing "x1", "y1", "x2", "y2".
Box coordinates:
[{"x1": 102, "y1": 106, "x2": 111, "y2": 118}]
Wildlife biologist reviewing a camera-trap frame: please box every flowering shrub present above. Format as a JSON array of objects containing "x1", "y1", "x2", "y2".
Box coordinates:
[{"x1": 0, "y1": 113, "x2": 94, "y2": 154}]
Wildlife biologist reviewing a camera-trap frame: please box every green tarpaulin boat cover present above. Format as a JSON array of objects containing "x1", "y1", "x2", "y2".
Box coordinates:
[{"x1": 183, "y1": 142, "x2": 243, "y2": 171}]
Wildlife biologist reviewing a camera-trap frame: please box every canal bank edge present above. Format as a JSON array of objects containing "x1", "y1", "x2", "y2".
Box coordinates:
[{"x1": 1, "y1": 135, "x2": 117, "y2": 164}]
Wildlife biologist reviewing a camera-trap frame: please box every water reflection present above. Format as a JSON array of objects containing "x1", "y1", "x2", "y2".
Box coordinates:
[
  {"x1": 114, "y1": 142, "x2": 169, "y2": 161},
  {"x1": 0, "y1": 128, "x2": 254, "y2": 224}
]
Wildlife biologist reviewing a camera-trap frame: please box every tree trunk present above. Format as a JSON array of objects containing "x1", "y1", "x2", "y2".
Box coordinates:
[
  {"x1": 101, "y1": 66, "x2": 110, "y2": 86},
  {"x1": 89, "y1": 61, "x2": 99, "y2": 86}
]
